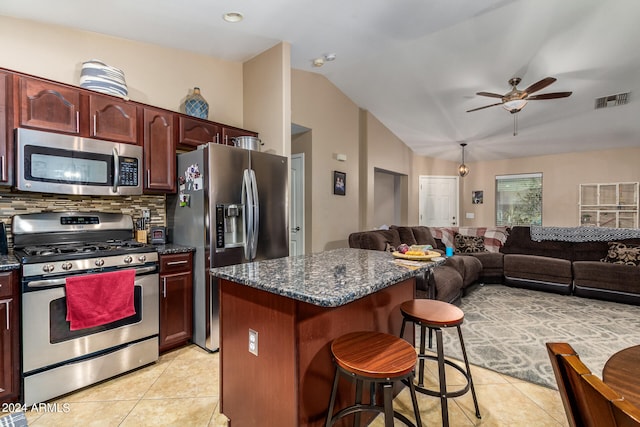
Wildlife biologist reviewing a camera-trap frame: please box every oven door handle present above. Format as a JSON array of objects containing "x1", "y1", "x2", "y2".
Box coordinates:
[{"x1": 25, "y1": 266, "x2": 158, "y2": 288}]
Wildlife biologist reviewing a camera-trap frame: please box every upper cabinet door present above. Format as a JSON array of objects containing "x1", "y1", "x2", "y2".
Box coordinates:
[
  {"x1": 0, "y1": 72, "x2": 10, "y2": 185},
  {"x1": 221, "y1": 126, "x2": 258, "y2": 146},
  {"x1": 177, "y1": 115, "x2": 220, "y2": 149},
  {"x1": 89, "y1": 94, "x2": 138, "y2": 144},
  {"x1": 143, "y1": 107, "x2": 176, "y2": 193},
  {"x1": 18, "y1": 77, "x2": 80, "y2": 134}
]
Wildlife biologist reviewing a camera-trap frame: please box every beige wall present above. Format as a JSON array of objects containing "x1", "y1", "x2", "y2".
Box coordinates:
[
  {"x1": 0, "y1": 16, "x2": 244, "y2": 127},
  {"x1": 459, "y1": 147, "x2": 640, "y2": 227},
  {"x1": 291, "y1": 70, "x2": 360, "y2": 252},
  {"x1": 243, "y1": 42, "x2": 291, "y2": 157},
  {"x1": 362, "y1": 111, "x2": 414, "y2": 228}
]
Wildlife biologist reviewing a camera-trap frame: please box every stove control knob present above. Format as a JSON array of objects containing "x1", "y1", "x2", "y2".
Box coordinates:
[
  {"x1": 124, "y1": 255, "x2": 133, "y2": 264},
  {"x1": 95, "y1": 259, "x2": 105, "y2": 267},
  {"x1": 138, "y1": 255, "x2": 147, "y2": 263},
  {"x1": 62, "y1": 262, "x2": 73, "y2": 271},
  {"x1": 43, "y1": 264, "x2": 55, "y2": 273}
]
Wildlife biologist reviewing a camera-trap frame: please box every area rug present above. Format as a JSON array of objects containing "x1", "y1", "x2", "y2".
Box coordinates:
[{"x1": 429, "y1": 284, "x2": 640, "y2": 389}]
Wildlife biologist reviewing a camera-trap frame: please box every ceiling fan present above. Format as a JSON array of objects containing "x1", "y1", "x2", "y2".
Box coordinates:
[{"x1": 466, "y1": 76, "x2": 572, "y2": 135}]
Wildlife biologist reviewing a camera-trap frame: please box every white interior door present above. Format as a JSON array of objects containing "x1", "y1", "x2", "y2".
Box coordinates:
[
  {"x1": 419, "y1": 175, "x2": 459, "y2": 227},
  {"x1": 290, "y1": 153, "x2": 305, "y2": 255}
]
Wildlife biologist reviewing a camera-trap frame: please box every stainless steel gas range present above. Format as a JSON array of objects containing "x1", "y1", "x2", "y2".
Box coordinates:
[{"x1": 12, "y1": 212, "x2": 159, "y2": 405}]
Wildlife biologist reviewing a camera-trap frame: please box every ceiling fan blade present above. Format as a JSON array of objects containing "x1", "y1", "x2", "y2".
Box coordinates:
[
  {"x1": 527, "y1": 91, "x2": 572, "y2": 100},
  {"x1": 476, "y1": 91, "x2": 504, "y2": 99},
  {"x1": 466, "y1": 102, "x2": 503, "y2": 112},
  {"x1": 524, "y1": 77, "x2": 556, "y2": 94}
]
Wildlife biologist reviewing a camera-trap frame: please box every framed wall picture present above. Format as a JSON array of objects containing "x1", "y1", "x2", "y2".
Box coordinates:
[
  {"x1": 472, "y1": 190, "x2": 483, "y2": 204},
  {"x1": 333, "y1": 171, "x2": 346, "y2": 196}
]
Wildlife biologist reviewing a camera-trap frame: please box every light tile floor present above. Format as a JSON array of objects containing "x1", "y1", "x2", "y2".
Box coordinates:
[{"x1": 21, "y1": 344, "x2": 569, "y2": 426}]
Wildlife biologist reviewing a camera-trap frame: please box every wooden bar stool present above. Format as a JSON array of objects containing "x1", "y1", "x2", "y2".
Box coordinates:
[
  {"x1": 325, "y1": 331, "x2": 422, "y2": 427},
  {"x1": 399, "y1": 299, "x2": 481, "y2": 427}
]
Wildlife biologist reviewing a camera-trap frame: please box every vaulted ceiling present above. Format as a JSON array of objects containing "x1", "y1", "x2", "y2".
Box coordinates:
[{"x1": 2, "y1": 0, "x2": 639, "y2": 162}]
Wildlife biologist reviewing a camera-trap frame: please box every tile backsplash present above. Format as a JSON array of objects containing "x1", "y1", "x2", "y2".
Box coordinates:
[{"x1": 0, "y1": 187, "x2": 166, "y2": 249}]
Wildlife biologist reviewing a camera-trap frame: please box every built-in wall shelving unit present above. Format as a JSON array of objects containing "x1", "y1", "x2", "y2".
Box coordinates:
[{"x1": 579, "y1": 182, "x2": 639, "y2": 228}]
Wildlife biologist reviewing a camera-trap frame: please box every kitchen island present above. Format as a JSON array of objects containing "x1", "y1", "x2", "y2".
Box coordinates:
[{"x1": 211, "y1": 248, "x2": 443, "y2": 427}]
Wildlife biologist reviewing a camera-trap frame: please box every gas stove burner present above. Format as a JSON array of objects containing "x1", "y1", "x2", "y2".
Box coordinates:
[
  {"x1": 106, "y1": 240, "x2": 145, "y2": 249},
  {"x1": 16, "y1": 240, "x2": 156, "y2": 265}
]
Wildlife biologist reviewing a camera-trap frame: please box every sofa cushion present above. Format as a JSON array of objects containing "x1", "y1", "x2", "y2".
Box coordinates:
[
  {"x1": 348, "y1": 231, "x2": 365, "y2": 248},
  {"x1": 458, "y1": 227, "x2": 509, "y2": 253},
  {"x1": 458, "y1": 255, "x2": 482, "y2": 288},
  {"x1": 359, "y1": 229, "x2": 401, "y2": 252},
  {"x1": 601, "y1": 241, "x2": 640, "y2": 266},
  {"x1": 468, "y1": 252, "x2": 504, "y2": 283},
  {"x1": 427, "y1": 265, "x2": 463, "y2": 304},
  {"x1": 501, "y1": 226, "x2": 574, "y2": 260},
  {"x1": 454, "y1": 233, "x2": 487, "y2": 253},
  {"x1": 392, "y1": 226, "x2": 418, "y2": 246},
  {"x1": 574, "y1": 261, "x2": 640, "y2": 294},
  {"x1": 411, "y1": 226, "x2": 438, "y2": 248},
  {"x1": 504, "y1": 254, "x2": 572, "y2": 284}
]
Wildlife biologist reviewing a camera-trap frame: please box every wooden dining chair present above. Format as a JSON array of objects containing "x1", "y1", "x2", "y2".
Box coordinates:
[{"x1": 546, "y1": 342, "x2": 640, "y2": 427}]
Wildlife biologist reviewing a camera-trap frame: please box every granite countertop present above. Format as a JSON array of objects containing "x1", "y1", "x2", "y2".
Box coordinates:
[
  {"x1": 210, "y1": 247, "x2": 445, "y2": 307},
  {"x1": 0, "y1": 254, "x2": 20, "y2": 271},
  {"x1": 153, "y1": 243, "x2": 196, "y2": 255}
]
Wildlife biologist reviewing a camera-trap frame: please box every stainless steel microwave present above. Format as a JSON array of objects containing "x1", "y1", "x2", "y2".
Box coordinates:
[{"x1": 15, "y1": 128, "x2": 143, "y2": 196}]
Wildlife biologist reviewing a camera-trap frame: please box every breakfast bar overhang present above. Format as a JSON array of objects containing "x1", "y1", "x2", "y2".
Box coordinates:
[{"x1": 211, "y1": 248, "x2": 441, "y2": 427}]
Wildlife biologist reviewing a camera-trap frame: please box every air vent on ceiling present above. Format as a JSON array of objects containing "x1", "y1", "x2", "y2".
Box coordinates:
[{"x1": 595, "y1": 92, "x2": 630, "y2": 109}]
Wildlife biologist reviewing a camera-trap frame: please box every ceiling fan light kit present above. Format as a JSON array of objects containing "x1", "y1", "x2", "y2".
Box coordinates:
[
  {"x1": 467, "y1": 76, "x2": 572, "y2": 114},
  {"x1": 458, "y1": 143, "x2": 469, "y2": 177},
  {"x1": 503, "y1": 99, "x2": 528, "y2": 113}
]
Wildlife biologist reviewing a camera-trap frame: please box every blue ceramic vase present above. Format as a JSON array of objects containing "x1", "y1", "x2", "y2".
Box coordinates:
[{"x1": 185, "y1": 87, "x2": 209, "y2": 119}]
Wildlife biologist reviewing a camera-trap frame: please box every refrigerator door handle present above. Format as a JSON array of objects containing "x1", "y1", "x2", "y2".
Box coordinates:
[
  {"x1": 242, "y1": 169, "x2": 253, "y2": 260},
  {"x1": 250, "y1": 169, "x2": 259, "y2": 259}
]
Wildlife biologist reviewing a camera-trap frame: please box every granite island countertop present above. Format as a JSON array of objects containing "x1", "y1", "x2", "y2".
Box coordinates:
[{"x1": 210, "y1": 247, "x2": 444, "y2": 307}]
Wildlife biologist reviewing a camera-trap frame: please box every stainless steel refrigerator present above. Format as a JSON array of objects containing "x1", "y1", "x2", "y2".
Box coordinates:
[{"x1": 168, "y1": 143, "x2": 289, "y2": 351}]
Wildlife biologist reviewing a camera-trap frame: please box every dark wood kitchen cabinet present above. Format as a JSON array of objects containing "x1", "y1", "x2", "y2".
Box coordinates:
[
  {"x1": 159, "y1": 252, "x2": 193, "y2": 353},
  {"x1": 177, "y1": 115, "x2": 220, "y2": 150},
  {"x1": 0, "y1": 71, "x2": 11, "y2": 185},
  {"x1": 0, "y1": 271, "x2": 19, "y2": 403},
  {"x1": 143, "y1": 107, "x2": 176, "y2": 193},
  {"x1": 17, "y1": 76, "x2": 81, "y2": 135},
  {"x1": 88, "y1": 94, "x2": 138, "y2": 144},
  {"x1": 16, "y1": 75, "x2": 139, "y2": 145}
]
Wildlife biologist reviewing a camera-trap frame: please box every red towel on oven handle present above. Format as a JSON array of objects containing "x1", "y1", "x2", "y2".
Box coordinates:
[{"x1": 65, "y1": 269, "x2": 136, "y2": 331}]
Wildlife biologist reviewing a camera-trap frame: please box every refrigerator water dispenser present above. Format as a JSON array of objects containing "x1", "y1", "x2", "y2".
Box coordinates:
[{"x1": 215, "y1": 203, "x2": 245, "y2": 249}]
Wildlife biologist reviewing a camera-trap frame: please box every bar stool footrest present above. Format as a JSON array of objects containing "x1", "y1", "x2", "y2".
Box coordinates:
[
  {"x1": 328, "y1": 404, "x2": 420, "y2": 427},
  {"x1": 409, "y1": 354, "x2": 471, "y2": 398}
]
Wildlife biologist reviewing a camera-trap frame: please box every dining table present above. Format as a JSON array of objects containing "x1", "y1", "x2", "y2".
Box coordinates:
[{"x1": 602, "y1": 344, "x2": 640, "y2": 407}]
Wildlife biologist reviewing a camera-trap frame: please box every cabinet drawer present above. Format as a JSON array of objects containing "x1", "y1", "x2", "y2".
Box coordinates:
[
  {"x1": 160, "y1": 253, "x2": 193, "y2": 274},
  {"x1": 0, "y1": 272, "x2": 15, "y2": 298}
]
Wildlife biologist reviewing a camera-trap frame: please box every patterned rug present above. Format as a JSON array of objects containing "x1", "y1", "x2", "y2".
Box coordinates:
[{"x1": 429, "y1": 284, "x2": 640, "y2": 389}]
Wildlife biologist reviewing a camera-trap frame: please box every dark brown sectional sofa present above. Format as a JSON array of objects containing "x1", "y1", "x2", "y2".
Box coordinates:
[
  {"x1": 349, "y1": 225, "x2": 640, "y2": 306},
  {"x1": 500, "y1": 226, "x2": 640, "y2": 304}
]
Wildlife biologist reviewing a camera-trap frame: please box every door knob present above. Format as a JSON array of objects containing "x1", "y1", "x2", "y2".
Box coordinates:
[{"x1": 292, "y1": 226, "x2": 300, "y2": 232}]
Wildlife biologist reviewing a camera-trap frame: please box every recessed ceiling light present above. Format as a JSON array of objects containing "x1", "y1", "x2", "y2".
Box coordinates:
[
  {"x1": 324, "y1": 53, "x2": 336, "y2": 62},
  {"x1": 223, "y1": 12, "x2": 244, "y2": 23}
]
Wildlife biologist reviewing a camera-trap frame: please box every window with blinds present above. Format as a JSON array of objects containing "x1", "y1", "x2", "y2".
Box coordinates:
[{"x1": 495, "y1": 173, "x2": 543, "y2": 226}]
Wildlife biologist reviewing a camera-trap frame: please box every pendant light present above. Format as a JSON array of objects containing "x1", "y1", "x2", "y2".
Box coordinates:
[{"x1": 458, "y1": 143, "x2": 469, "y2": 177}]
